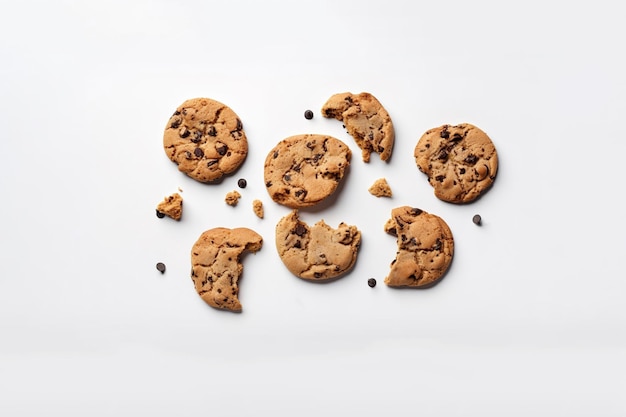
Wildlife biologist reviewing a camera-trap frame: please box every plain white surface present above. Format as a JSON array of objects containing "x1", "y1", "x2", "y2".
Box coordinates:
[{"x1": 2, "y1": 0, "x2": 626, "y2": 415}]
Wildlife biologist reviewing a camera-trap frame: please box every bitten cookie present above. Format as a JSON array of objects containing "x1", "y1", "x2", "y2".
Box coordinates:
[
  {"x1": 163, "y1": 97, "x2": 248, "y2": 183},
  {"x1": 264, "y1": 134, "x2": 351, "y2": 208},
  {"x1": 322, "y1": 92, "x2": 394, "y2": 162},
  {"x1": 190, "y1": 227, "x2": 263, "y2": 312},
  {"x1": 384, "y1": 206, "x2": 454, "y2": 288},
  {"x1": 414, "y1": 123, "x2": 498, "y2": 203},
  {"x1": 275, "y1": 210, "x2": 361, "y2": 281},
  {"x1": 156, "y1": 193, "x2": 183, "y2": 220}
]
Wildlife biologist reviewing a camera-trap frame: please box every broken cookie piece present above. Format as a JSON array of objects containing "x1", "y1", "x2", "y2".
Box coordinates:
[
  {"x1": 252, "y1": 199, "x2": 264, "y2": 219},
  {"x1": 191, "y1": 227, "x2": 263, "y2": 312},
  {"x1": 225, "y1": 190, "x2": 241, "y2": 206},
  {"x1": 368, "y1": 178, "x2": 392, "y2": 197},
  {"x1": 275, "y1": 210, "x2": 361, "y2": 281},
  {"x1": 384, "y1": 206, "x2": 454, "y2": 288},
  {"x1": 322, "y1": 92, "x2": 395, "y2": 162},
  {"x1": 156, "y1": 193, "x2": 183, "y2": 220}
]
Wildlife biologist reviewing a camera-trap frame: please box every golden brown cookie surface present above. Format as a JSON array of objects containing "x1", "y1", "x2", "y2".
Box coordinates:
[
  {"x1": 264, "y1": 134, "x2": 351, "y2": 208},
  {"x1": 275, "y1": 210, "x2": 361, "y2": 281},
  {"x1": 322, "y1": 92, "x2": 394, "y2": 162},
  {"x1": 384, "y1": 206, "x2": 454, "y2": 288},
  {"x1": 190, "y1": 227, "x2": 262, "y2": 312},
  {"x1": 163, "y1": 98, "x2": 248, "y2": 183},
  {"x1": 414, "y1": 123, "x2": 498, "y2": 203}
]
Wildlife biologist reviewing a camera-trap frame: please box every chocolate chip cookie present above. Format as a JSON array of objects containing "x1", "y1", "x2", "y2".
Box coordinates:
[
  {"x1": 384, "y1": 206, "x2": 454, "y2": 288},
  {"x1": 275, "y1": 210, "x2": 361, "y2": 281},
  {"x1": 163, "y1": 98, "x2": 248, "y2": 183},
  {"x1": 414, "y1": 123, "x2": 498, "y2": 203},
  {"x1": 264, "y1": 134, "x2": 351, "y2": 208},
  {"x1": 322, "y1": 92, "x2": 394, "y2": 162},
  {"x1": 191, "y1": 227, "x2": 263, "y2": 312}
]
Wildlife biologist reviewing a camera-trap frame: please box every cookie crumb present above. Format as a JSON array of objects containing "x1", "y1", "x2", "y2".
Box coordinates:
[
  {"x1": 156, "y1": 193, "x2": 183, "y2": 220},
  {"x1": 472, "y1": 214, "x2": 482, "y2": 225},
  {"x1": 237, "y1": 178, "x2": 247, "y2": 189},
  {"x1": 368, "y1": 178, "x2": 392, "y2": 197},
  {"x1": 225, "y1": 190, "x2": 242, "y2": 206},
  {"x1": 304, "y1": 109, "x2": 314, "y2": 120},
  {"x1": 156, "y1": 262, "x2": 166, "y2": 273},
  {"x1": 252, "y1": 199, "x2": 264, "y2": 219},
  {"x1": 368, "y1": 278, "x2": 377, "y2": 288}
]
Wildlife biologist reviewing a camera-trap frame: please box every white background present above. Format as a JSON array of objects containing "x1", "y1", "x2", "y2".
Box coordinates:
[{"x1": 1, "y1": 0, "x2": 625, "y2": 415}]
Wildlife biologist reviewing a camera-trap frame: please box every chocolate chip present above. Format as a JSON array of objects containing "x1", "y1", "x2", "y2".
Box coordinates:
[
  {"x1": 459, "y1": 168, "x2": 466, "y2": 174},
  {"x1": 194, "y1": 147, "x2": 204, "y2": 158},
  {"x1": 304, "y1": 110, "x2": 314, "y2": 120},
  {"x1": 156, "y1": 210, "x2": 165, "y2": 218},
  {"x1": 207, "y1": 159, "x2": 218, "y2": 167},
  {"x1": 207, "y1": 126, "x2": 217, "y2": 136},
  {"x1": 451, "y1": 133, "x2": 463, "y2": 142},
  {"x1": 170, "y1": 119, "x2": 181, "y2": 129},
  {"x1": 464, "y1": 154, "x2": 478, "y2": 165},
  {"x1": 368, "y1": 278, "x2": 376, "y2": 288},
  {"x1": 473, "y1": 214, "x2": 482, "y2": 225},
  {"x1": 216, "y1": 145, "x2": 228, "y2": 156},
  {"x1": 435, "y1": 175, "x2": 445, "y2": 182},
  {"x1": 191, "y1": 131, "x2": 203, "y2": 143},
  {"x1": 237, "y1": 178, "x2": 247, "y2": 188},
  {"x1": 236, "y1": 118, "x2": 243, "y2": 130},
  {"x1": 294, "y1": 223, "x2": 307, "y2": 237},
  {"x1": 411, "y1": 207, "x2": 423, "y2": 215},
  {"x1": 440, "y1": 129, "x2": 450, "y2": 139},
  {"x1": 437, "y1": 150, "x2": 448, "y2": 160},
  {"x1": 156, "y1": 262, "x2": 166, "y2": 273},
  {"x1": 179, "y1": 127, "x2": 190, "y2": 138}
]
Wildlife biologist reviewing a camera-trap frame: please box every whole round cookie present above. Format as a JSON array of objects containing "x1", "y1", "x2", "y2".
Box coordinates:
[
  {"x1": 264, "y1": 134, "x2": 351, "y2": 208},
  {"x1": 163, "y1": 97, "x2": 248, "y2": 183},
  {"x1": 414, "y1": 123, "x2": 498, "y2": 203},
  {"x1": 384, "y1": 206, "x2": 454, "y2": 288},
  {"x1": 322, "y1": 92, "x2": 395, "y2": 163},
  {"x1": 191, "y1": 227, "x2": 263, "y2": 312},
  {"x1": 275, "y1": 210, "x2": 361, "y2": 281}
]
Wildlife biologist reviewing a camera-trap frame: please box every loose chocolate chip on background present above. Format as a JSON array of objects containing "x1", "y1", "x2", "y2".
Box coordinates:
[
  {"x1": 473, "y1": 214, "x2": 482, "y2": 225},
  {"x1": 156, "y1": 262, "x2": 166, "y2": 273},
  {"x1": 238, "y1": 178, "x2": 247, "y2": 188},
  {"x1": 304, "y1": 110, "x2": 314, "y2": 120},
  {"x1": 368, "y1": 278, "x2": 377, "y2": 288},
  {"x1": 156, "y1": 210, "x2": 165, "y2": 218}
]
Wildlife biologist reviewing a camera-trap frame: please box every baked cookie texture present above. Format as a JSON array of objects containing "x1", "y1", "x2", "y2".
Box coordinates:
[
  {"x1": 252, "y1": 199, "x2": 264, "y2": 218},
  {"x1": 322, "y1": 92, "x2": 394, "y2": 162},
  {"x1": 384, "y1": 206, "x2": 454, "y2": 288},
  {"x1": 414, "y1": 123, "x2": 498, "y2": 203},
  {"x1": 156, "y1": 193, "x2": 183, "y2": 220},
  {"x1": 191, "y1": 227, "x2": 263, "y2": 312},
  {"x1": 225, "y1": 190, "x2": 241, "y2": 206},
  {"x1": 368, "y1": 178, "x2": 392, "y2": 197},
  {"x1": 163, "y1": 97, "x2": 248, "y2": 183},
  {"x1": 264, "y1": 134, "x2": 351, "y2": 208},
  {"x1": 275, "y1": 210, "x2": 361, "y2": 281}
]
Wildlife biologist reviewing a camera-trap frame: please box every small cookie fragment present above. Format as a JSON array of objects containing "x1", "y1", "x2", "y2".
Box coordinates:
[
  {"x1": 225, "y1": 190, "x2": 241, "y2": 206},
  {"x1": 414, "y1": 123, "x2": 498, "y2": 204},
  {"x1": 264, "y1": 134, "x2": 351, "y2": 208},
  {"x1": 275, "y1": 210, "x2": 361, "y2": 281},
  {"x1": 368, "y1": 178, "x2": 392, "y2": 198},
  {"x1": 384, "y1": 206, "x2": 454, "y2": 288},
  {"x1": 163, "y1": 97, "x2": 248, "y2": 183},
  {"x1": 322, "y1": 92, "x2": 395, "y2": 162},
  {"x1": 191, "y1": 227, "x2": 263, "y2": 312},
  {"x1": 156, "y1": 193, "x2": 183, "y2": 220},
  {"x1": 252, "y1": 199, "x2": 264, "y2": 219}
]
